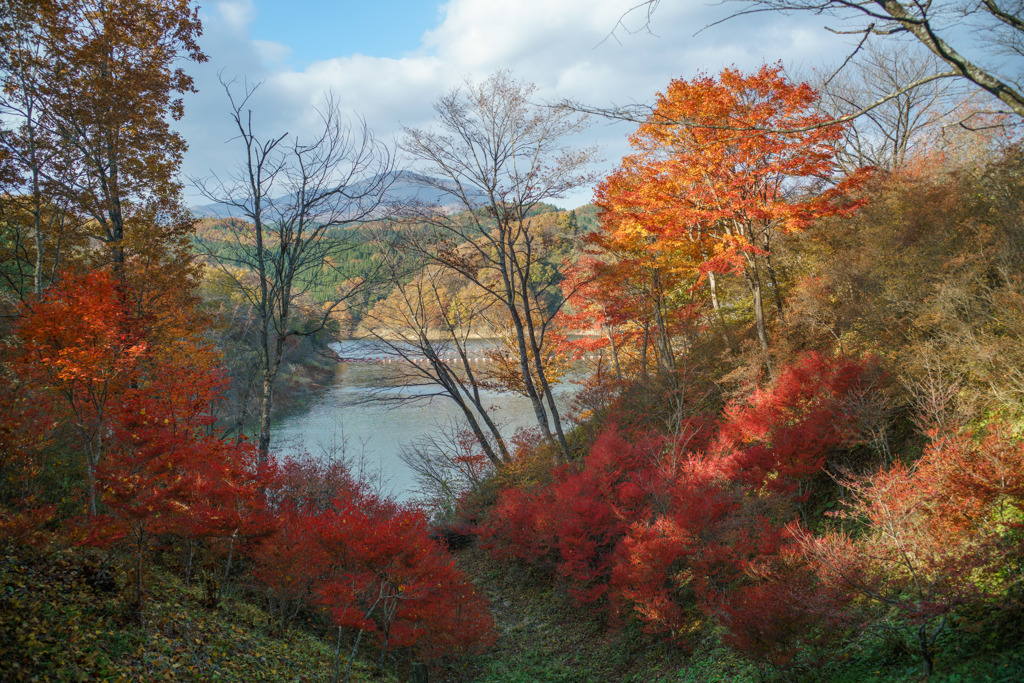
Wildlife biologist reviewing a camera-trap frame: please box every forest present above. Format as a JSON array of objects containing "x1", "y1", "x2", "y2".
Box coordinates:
[{"x1": 2, "y1": 0, "x2": 1024, "y2": 681}]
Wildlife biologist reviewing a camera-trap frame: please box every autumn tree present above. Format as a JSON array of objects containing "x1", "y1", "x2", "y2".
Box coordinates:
[
  {"x1": 574, "y1": 202, "x2": 706, "y2": 382},
  {"x1": 90, "y1": 363, "x2": 262, "y2": 617},
  {"x1": 12, "y1": 271, "x2": 146, "y2": 514},
  {"x1": 597, "y1": 65, "x2": 861, "y2": 357},
  {"x1": 0, "y1": 0, "x2": 83, "y2": 299},
  {"x1": 312, "y1": 500, "x2": 494, "y2": 668},
  {"x1": 399, "y1": 71, "x2": 598, "y2": 462},
  {"x1": 0, "y1": 0, "x2": 205, "y2": 287},
  {"x1": 803, "y1": 426, "x2": 1024, "y2": 676},
  {"x1": 781, "y1": 144, "x2": 1024, "y2": 423},
  {"x1": 195, "y1": 80, "x2": 395, "y2": 464}
]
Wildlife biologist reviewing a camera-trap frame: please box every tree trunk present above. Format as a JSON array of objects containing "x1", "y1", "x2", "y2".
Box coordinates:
[
  {"x1": 524, "y1": 314, "x2": 572, "y2": 462},
  {"x1": 343, "y1": 629, "x2": 364, "y2": 683},
  {"x1": 332, "y1": 627, "x2": 343, "y2": 683},
  {"x1": 84, "y1": 436, "x2": 99, "y2": 516},
  {"x1": 433, "y1": 357, "x2": 510, "y2": 466},
  {"x1": 185, "y1": 540, "x2": 195, "y2": 587},
  {"x1": 917, "y1": 624, "x2": 934, "y2": 678},
  {"x1": 410, "y1": 661, "x2": 428, "y2": 683},
  {"x1": 708, "y1": 272, "x2": 737, "y2": 353},
  {"x1": 640, "y1": 326, "x2": 651, "y2": 383},
  {"x1": 708, "y1": 271, "x2": 721, "y2": 311},
  {"x1": 762, "y1": 231, "x2": 784, "y2": 318},
  {"x1": 258, "y1": 372, "x2": 274, "y2": 465},
  {"x1": 511, "y1": 314, "x2": 556, "y2": 446},
  {"x1": 134, "y1": 526, "x2": 145, "y2": 620},
  {"x1": 744, "y1": 258, "x2": 771, "y2": 357},
  {"x1": 605, "y1": 323, "x2": 623, "y2": 383},
  {"x1": 453, "y1": 394, "x2": 508, "y2": 467},
  {"x1": 258, "y1": 330, "x2": 286, "y2": 465},
  {"x1": 31, "y1": 166, "x2": 44, "y2": 296},
  {"x1": 652, "y1": 292, "x2": 675, "y2": 375}
]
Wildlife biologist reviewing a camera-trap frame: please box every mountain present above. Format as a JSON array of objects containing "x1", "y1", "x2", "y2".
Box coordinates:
[{"x1": 189, "y1": 170, "x2": 487, "y2": 219}]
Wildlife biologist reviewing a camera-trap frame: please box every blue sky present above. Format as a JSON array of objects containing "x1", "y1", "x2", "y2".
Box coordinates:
[{"x1": 246, "y1": 1, "x2": 442, "y2": 64}]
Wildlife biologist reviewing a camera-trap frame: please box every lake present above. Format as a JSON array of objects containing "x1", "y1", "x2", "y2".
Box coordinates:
[{"x1": 272, "y1": 339, "x2": 578, "y2": 501}]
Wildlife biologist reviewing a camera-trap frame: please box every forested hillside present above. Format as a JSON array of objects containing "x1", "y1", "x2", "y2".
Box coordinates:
[{"x1": 2, "y1": 0, "x2": 1024, "y2": 681}]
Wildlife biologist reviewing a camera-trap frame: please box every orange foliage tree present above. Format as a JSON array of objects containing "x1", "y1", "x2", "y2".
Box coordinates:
[
  {"x1": 11, "y1": 271, "x2": 147, "y2": 514},
  {"x1": 0, "y1": 0, "x2": 205, "y2": 274},
  {"x1": 9, "y1": 270, "x2": 221, "y2": 515}
]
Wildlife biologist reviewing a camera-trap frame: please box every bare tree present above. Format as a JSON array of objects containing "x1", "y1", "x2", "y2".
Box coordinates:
[
  {"x1": 194, "y1": 79, "x2": 395, "y2": 464},
  {"x1": 619, "y1": 0, "x2": 1024, "y2": 120},
  {"x1": 361, "y1": 245, "x2": 513, "y2": 468},
  {"x1": 399, "y1": 419, "x2": 494, "y2": 517},
  {"x1": 398, "y1": 71, "x2": 599, "y2": 462},
  {"x1": 814, "y1": 43, "x2": 979, "y2": 172}
]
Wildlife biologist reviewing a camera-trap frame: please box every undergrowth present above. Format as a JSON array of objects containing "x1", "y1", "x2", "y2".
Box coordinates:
[{"x1": 0, "y1": 543, "x2": 392, "y2": 682}]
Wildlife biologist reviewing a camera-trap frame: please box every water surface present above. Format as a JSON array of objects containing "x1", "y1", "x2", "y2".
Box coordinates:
[{"x1": 272, "y1": 339, "x2": 573, "y2": 500}]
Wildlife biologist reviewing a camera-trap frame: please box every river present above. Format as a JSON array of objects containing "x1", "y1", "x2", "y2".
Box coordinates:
[{"x1": 271, "y1": 339, "x2": 578, "y2": 501}]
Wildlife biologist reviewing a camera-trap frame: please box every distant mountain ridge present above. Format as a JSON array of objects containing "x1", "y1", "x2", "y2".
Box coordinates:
[{"x1": 188, "y1": 170, "x2": 487, "y2": 219}]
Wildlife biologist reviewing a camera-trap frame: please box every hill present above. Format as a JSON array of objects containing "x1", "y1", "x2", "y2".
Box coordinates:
[{"x1": 189, "y1": 171, "x2": 490, "y2": 219}]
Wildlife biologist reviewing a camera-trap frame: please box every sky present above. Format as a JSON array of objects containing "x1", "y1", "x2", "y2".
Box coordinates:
[{"x1": 179, "y1": 0, "x2": 856, "y2": 209}]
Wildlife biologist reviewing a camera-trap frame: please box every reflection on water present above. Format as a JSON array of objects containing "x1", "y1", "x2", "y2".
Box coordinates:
[{"x1": 272, "y1": 339, "x2": 573, "y2": 501}]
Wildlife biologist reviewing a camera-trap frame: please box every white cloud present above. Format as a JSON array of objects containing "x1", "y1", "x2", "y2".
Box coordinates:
[
  {"x1": 215, "y1": 0, "x2": 255, "y2": 33},
  {"x1": 251, "y1": 40, "x2": 292, "y2": 68},
  {"x1": 180, "y1": 0, "x2": 852, "y2": 208}
]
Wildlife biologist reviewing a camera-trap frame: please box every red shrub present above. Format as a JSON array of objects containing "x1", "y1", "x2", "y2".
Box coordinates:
[
  {"x1": 716, "y1": 352, "x2": 881, "y2": 496},
  {"x1": 255, "y1": 479, "x2": 494, "y2": 661},
  {"x1": 715, "y1": 542, "x2": 853, "y2": 670},
  {"x1": 482, "y1": 425, "x2": 665, "y2": 602},
  {"x1": 801, "y1": 426, "x2": 1024, "y2": 675}
]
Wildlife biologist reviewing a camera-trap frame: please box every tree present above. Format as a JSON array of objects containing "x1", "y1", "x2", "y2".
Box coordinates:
[
  {"x1": 802, "y1": 427, "x2": 1024, "y2": 676},
  {"x1": 581, "y1": 194, "x2": 708, "y2": 381},
  {"x1": 195, "y1": 80, "x2": 395, "y2": 464},
  {"x1": 12, "y1": 271, "x2": 146, "y2": 514},
  {"x1": 399, "y1": 421, "x2": 493, "y2": 515},
  {"x1": 621, "y1": 1, "x2": 1024, "y2": 120},
  {"x1": 399, "y1": 71, "x2": 598, "y2": 462},
  {"x1": 0, "y1": 0, "x2": 206, "y2": 285},
  {"x1": 362, "y1": 249, "x2": 513, "y2": 469},
  {"x1": 597, "y1": 65, "x2": 862, "y2": 358},
  {"x1": 0, "y1": 0, "x2": 82, "y2": 299},
  {"x1": 813, "y1": 43, "x2": 985, "y2": 173},
  {"x1": 90, "y1": 363, "x2": 261, "y2": 618}
]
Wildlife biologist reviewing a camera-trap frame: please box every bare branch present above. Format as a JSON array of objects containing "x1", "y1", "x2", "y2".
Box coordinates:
[
  {"x1": 609, "y1": 0, "x2": 1024, "y2": 120},
  {"x1": 192, "y1": 77, "x2": 396, "y2": 463}
]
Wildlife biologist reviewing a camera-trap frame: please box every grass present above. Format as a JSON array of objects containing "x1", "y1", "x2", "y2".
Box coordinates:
[{"x1": 442, "y1": 546, "x2": 690, "y2": 683}]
